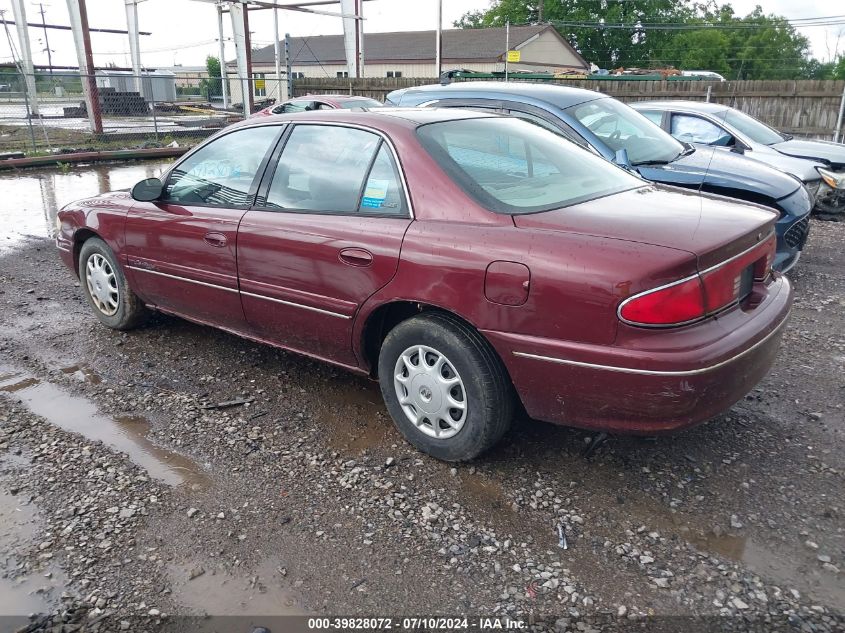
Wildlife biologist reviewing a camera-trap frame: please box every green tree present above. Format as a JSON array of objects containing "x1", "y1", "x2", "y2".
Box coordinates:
[
  {"x1": 200, "y1": 55, "x2": 222, "y2": 98},
  {"x1": 455, "y1": 1, "x2": 819, "y2": 79},
  {"x1": 833, "y1": 56, "x2": 845, "y2": 80},
  {"x1": 454, "y1": 0, "x2": 698, "y2": 69},
  {"x1": 724, "y1": 8, "x2": 810, "y2": 79},
  {"x1": 802, "y1": 59, "x2": 836, "y2": 80},
  {"x1": 659, "y1": 29, "x2": 732, "y2": 76}
]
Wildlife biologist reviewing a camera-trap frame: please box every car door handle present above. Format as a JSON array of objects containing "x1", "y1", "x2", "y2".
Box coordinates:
[
  {"x1": 339, "y1": 248, "x2": 373, "y2": 267},
  {"x1": 203, "y1": 232, "x2": 227, "y2": 248}
]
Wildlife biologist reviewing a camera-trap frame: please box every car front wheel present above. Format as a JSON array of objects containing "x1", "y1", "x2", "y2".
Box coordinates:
[
  {"x1": 378, "y1": 312, "x2": 513, "y2": 461},
  {"x1": 78, "y1": 237, "x2": 149, "y2": 330}
]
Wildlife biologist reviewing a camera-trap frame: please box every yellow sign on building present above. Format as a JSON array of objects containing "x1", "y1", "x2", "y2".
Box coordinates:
[
  {"x1": 506, "y1": 50, "x2": 521, "y2": 63},
  {"x1": 255, "y1": 79, "x2": 266, "y2": 90}
]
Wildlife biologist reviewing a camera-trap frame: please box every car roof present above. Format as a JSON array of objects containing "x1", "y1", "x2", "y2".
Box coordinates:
[
  {"x1": 632, "y1": 100, "x2": 730, "y2": 114},
  {"x1": 232, "y1": 106, "x2": 496, "y2": 131},
  {"x1": 398, "y1": 81, "x2": 606, "y2": 109}
]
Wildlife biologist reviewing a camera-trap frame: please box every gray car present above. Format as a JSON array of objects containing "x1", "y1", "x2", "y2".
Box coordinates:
[{"x1": 632, "y1": 100, "x2": 845, "y2": 214}]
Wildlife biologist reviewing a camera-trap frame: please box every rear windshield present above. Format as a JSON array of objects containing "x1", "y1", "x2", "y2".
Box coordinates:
[
  {"x1": 338, "y1": 98, "x2": 382, "y2": 109},
  {"x1": 417, "y1": 117, "x2": 642, "y2": 215}
]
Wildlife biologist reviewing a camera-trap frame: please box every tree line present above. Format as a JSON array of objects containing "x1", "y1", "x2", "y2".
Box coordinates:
[{"x1": 456, "y1": 1, "x2": 845, "y2": 80}]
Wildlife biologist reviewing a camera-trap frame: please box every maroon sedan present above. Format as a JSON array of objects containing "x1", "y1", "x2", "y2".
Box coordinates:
[
  {"x1": 56, "y1": 109, "x2": 791, "y2": 461},
  {"x1": 252, "y1": 94, "x2": 382, "y2": 117}
]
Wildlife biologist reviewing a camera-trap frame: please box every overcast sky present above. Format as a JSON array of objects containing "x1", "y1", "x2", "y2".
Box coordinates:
[{"x1": 0, "y1": 0, "x2": 842, "y2": 72}]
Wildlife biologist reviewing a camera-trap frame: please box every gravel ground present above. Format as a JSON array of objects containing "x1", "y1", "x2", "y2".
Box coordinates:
[{"x1": 0, "y1": 185, "x2": 843, "y2": 631}]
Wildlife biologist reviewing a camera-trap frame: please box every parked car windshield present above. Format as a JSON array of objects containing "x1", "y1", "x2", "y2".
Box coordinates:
[
  {"x1": 566, "y1": 97, "x2": 685, "y2": 165},
  {"x1": 718, "y1": 109, "x2": 786, "y2": 145},
  {"x1": 417, "y1": 117, "x2": 642, "y2": 215},
  {"x1": 338, "y1": 98, "x2": 382, "y2": 109}
]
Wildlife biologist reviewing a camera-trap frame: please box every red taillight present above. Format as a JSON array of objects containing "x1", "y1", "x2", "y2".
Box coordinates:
[
  {"x1": 619, "y1": 276, "x2": 705, "y2": 326},
  {"x1": 620, "y1": 234, "x2": 776, "y2": 327}
]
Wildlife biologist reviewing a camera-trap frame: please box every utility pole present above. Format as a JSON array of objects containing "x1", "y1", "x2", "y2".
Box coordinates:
[
  {"x1": 35, "y1": 3, "x2": 53, "y2": 76},
  {"x1": 505, "y1": 20, "x2": 509, "y2": 81},
  {"x1": 273, "y1": 3, "x2": 281, "y2": 101},
  {"x1": 285, "y1": 31, "x2": 292, "y2": 99},
  {"x1": 216, "y1": 3, "x2": 228, "y2": 109},
  {"x1": 435, "y1": 0, "x2": 442, "y2": 78},
  {"x1": 66, "y1": 0, "x2": 103, "y2": 133},
  {"x1": 538, "y1": 0, "x2": 543, "y2": 23},
  {"x1": 10, "y1": 0, "x2": 39, "y2": 116}
]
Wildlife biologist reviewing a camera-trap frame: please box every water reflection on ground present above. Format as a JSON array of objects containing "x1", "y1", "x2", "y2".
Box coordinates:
[{"x1": 0, "y1": 160, "x2": 172, "y2": 252}]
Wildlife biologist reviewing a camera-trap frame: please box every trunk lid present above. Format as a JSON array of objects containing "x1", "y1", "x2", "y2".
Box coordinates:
[{"x1": 513, "y1": 184, "x2": 778, "y2": 271}]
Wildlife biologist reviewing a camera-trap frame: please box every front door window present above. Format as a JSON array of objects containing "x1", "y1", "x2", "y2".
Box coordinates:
[{"x1": 164, "y1": 126, "x2": 279, "y2": 208}]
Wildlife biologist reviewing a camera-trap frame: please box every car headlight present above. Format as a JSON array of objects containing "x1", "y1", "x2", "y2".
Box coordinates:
[{"x1": 816, "y1": 166, "x2": 845, "y2": 190}]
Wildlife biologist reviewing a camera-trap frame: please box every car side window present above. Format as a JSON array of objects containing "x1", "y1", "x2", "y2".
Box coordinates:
[
  {"x1": 671, "y1": 114, "x2": 733, "y2": 146},
  {"x1": 638, "y1": 110, "x2": 664, "y2": 127},
  {"x1": 281, "y1": 100, "x2": 315, "y2": 113},
  {"x1": 163, "y1": 126, "x2": 279, "y2": 208},
  {"x1": 265, "y1": 125, "x2": 381, "y2": 213},
  {"x1": 359, "y1": 144, "x2": 406, "y2": 215}
]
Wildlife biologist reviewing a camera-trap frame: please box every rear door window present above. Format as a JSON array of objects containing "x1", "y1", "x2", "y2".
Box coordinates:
[
  {"x1": 358, "y1": 144, "x2": 406, "y2": 215},
  {"x1": 263, "y1": 124, "x2": 407, "y2": 216}
]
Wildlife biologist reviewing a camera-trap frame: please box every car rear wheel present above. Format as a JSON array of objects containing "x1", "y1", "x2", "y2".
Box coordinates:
[
  {"x1": 78, "y1": 237, "x2": 149, "y2": 330},
  {"x1": 378, "y1": 312, "x2": 513, "y2": 461}
]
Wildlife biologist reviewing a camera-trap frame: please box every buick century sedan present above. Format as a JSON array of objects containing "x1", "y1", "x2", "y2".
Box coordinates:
[{"x1": 56, "y1": 109, "x2": 792, "y2": 461}]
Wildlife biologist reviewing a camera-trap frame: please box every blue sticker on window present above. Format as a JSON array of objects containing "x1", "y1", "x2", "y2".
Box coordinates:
[{"x1": 361, "y1": 178, "x2": 389, "y2": 208}]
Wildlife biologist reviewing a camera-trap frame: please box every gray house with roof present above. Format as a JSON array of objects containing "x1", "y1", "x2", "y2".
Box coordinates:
[{"x1": 227, "y1": 25, "x2": 589, "y2": 103}]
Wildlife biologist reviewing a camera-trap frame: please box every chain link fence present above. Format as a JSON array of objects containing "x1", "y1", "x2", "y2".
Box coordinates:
[{"x1": 0, "y1": 70, "x2": 289, "y2": 158}]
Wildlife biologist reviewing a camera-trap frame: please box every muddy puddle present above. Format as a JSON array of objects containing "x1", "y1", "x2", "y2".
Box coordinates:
[
  {"x1": 0, "y1": 367, "x2": 208, "y2": 489},
  {"x1": 0, "y1": 463, "x2": 67, "y2": 630},
  {"x1": 59, "y1": 363, "x2": 103, "y2": 385},
  {"x1": 0, "y1": 160, "x2": 171, "y2": 253},
  {"x1": 315, "y1": 378, "x2": 396, "y2": 454},
  {"x1": 693, "y1": 531, "x2": 845, "y2": 610},
  {"x1": 613, "y1": 493, "x2": 845, "y2": 610},
  {"x1": 169, "y1": 558, "x2": 303, "y2": 617}
]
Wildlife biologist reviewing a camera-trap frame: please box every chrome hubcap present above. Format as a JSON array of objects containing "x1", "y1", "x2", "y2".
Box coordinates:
[
  {"x1": 85, "y1": 253, "x2": 119, "y2": 316},
  {"x1": 393, "y1": 345, "x2": 467, "y2": 439}
]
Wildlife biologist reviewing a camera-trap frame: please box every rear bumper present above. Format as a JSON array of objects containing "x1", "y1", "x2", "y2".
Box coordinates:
[{"x1": 484, "y1": 275, "x2": 792, "y2": 434}]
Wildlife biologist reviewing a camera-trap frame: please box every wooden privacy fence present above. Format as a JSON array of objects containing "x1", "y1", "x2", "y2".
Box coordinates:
[{"x1": 293, "y1": 78, "x2": 845, "y2": 140}]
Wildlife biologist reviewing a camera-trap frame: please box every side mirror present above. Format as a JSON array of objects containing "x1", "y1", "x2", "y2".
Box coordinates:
[
  {"x1": 131, "y1": 177, "x2": 163, "y2": 202},
  {"x1": 730, "y1": 140, "x2": 749, "y2": 155},
  {"x1": 613, "y1": 148, "x2": 632, "y2": 170}
]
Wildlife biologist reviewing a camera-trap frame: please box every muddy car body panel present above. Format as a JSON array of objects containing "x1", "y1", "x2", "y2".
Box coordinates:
[
  {"x1": 57, "y1": 109, "x2": 792, "y2": 441},
  {"x1": 386, "y1": 82, "x2": 813, "y2": 272}
]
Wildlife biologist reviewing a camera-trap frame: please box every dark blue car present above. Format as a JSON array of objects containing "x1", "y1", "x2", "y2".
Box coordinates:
[{"x1": 386, "y1": 81, "x2": 812, "y2": 272}]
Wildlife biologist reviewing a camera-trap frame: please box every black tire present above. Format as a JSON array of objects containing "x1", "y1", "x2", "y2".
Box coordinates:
[
  {"x1": 78, "y1": 237, "x2": 149, "y2": 330},
  {"x1": 378, "y1": 312, "x2": 513, "y2": 461}
]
